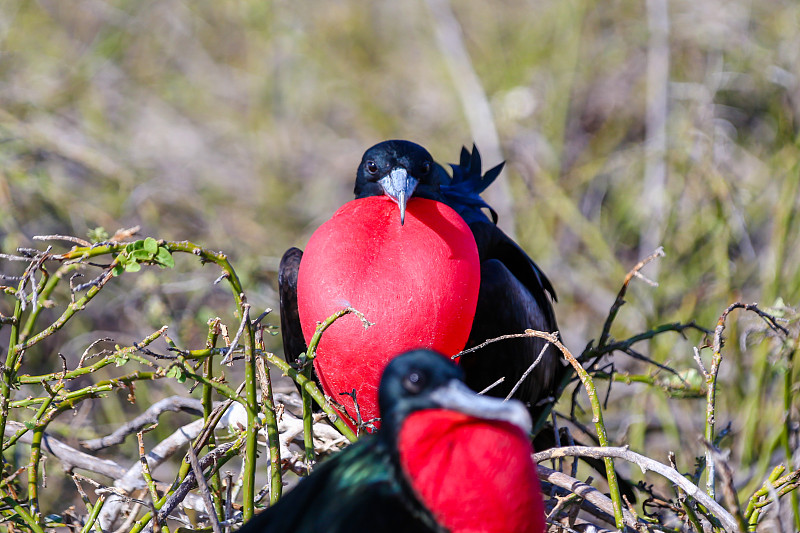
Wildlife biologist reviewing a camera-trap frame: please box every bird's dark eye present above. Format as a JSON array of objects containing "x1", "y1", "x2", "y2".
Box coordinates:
[
  {"x1": 366, "y1": 160, "x2": 378, "y2": 174},
  {"x1": 420, "y1": 161, "x2": 431, "y2": 174},
  {"x1": 402, "y1": 370, "x2": 426, "y2": 394}
]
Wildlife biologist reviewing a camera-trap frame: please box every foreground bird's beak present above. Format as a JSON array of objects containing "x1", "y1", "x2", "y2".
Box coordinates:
[
  {"x1": 429, "y1": 380, "x2": 532, "y2": 434},
  {"x1": 378, "y1": 168, "x2": 419, "y2": 225}
]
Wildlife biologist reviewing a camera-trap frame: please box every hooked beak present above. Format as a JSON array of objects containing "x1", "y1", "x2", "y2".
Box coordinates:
[
  {"x1": 429, "y1": 380, "x2": 532, "y2": 434},
  {"x1": 378, "y1": 168, "x2": 419, "y2": 225}
]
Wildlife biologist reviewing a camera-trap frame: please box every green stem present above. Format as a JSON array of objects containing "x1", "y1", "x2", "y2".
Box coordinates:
[
  {"x1": 782, "y1": 337, "x2": 800, "y2": 529},
  {"x1": 16, "y1": 326, "x2": 167, "y2": 385},
  {"x1": 236, "y1": 303, "x2": 259, "y2": 522},
  {"x1": 530, "y1": 331, "x2": 626, "y2": 530},
  {"x1": 300, "y1": 306, "x2": 371, "y2": 455},
  {"x1": 264, "y1": 353, "x2": 357, "y2": 442},
  {"x1": 3, "y1": 383, "x2": 61, "y2": 450},
  {"x1": 17, "y1": 261, "x2": 77, "y2": 345},
  {"x1": 704, "y1": 347, "x2": 721, "y2": 500},
  {"x1": 300, "y1": 307, "x2": 365, "y2": 466},
  {"x1": 27, "y1": 427, "x2": 44, "y2": 521},
  {"x1": 0, "y1": 298, "x2": 24, "y2": 464},
  {"x1": 301, "y1": 381, "x2": 314, "y2": 472},
  {"x1": 129, "y1": 433, "x2": 246, "y2": 533},
  {"x1": 255, "y1": 351, "x2": 282, "y2": 503},
  {"x1": 593, "y1": 370, "x2": 705, "y2": 398},
  {"x1": 203, "y1": 320, "x2": 225, "y2": 521},
  {"x1": 745, "y1": 464, "x2": 786, "y2": 526},
  {"x1": 0, "y1": 488, "x2": 44, "y2": 533},
  {"x1": 137, "y1": 432, "x2": 160, "y2": 504},
  {"x1": 79, "y1": 494, "x2": 106, "y2": 533},
  {"x1": 14, "y1": 262, "x2": 119, "y2": 354}
]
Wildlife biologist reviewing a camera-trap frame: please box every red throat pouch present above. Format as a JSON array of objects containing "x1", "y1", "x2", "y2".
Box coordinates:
[
  {"x1": 297, "y1": 197, "x2": 480, "y2": 427},
  {"x1": 398, "y1": 409, "x2": 546, "y2": 533}
]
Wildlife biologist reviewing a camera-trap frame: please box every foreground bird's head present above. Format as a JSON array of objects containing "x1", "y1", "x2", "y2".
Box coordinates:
[
  {"x1": 377, "y1": 349, "x2": 532, "y2": 442},
  {"x1": 380, "y1": 350, "x2": 545, "y2": 533},
  {"x1": 354, "y1": 140, "x2": 441, "y2": 225}
]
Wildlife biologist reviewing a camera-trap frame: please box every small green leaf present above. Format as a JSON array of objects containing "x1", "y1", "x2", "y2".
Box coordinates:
[
  {"x1": 124, "y1": 261, "x2": 142, "y2": 273},
  {"x1": 130, "y1": 249, "x2": 152, "y2": 261},
  {"x1": 24, "y1": 421, "x2": 35, "y2": 430},
  {"x1": 112, "y1": 263, "x2": 125, "y2": 276},
  {"x1": 87, "y1": 227, "x2": 109, "y2": 243},
  {"x1": 144, "y1": 237, "x2": 159, "y2": 254},
  {"x1": 166, "y1": 365, "x2": 187, "y2": 383},
  {"x1": 155, "y1": 246, "x2": 175, "y2": 268},
  {"x1": 114, "y1": 353, "x2": 130, "y2": 366}
]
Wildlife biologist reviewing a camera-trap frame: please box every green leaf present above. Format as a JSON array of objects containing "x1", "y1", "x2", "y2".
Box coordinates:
[
  {"x1": 144, "y1": 237, "x2": 159, "y2": 254},
  {"x1": 112, "y1": 263, "x2": 125, "y2": 276},
  {"x1": 124, "y1": 261, "x2": 142, "y2": 273},
  {"x1": 155, "y1": 246, "x2": 175, "y2": 268},
  {"x1": 24, "y1": 421, "x2": 35, "y2": 430},
  {"x1": 87, "y1": 227, "x2": 109, "y2": 243},
  {"x1": 130, "y1": 249, "x2": 152, "y2": 261},
  {"x1": 114, "y1": 353, "x2": 130, "y2": 366},
  {"x1": 166, "y1": 365, "x2": 187, "y2": 383}
]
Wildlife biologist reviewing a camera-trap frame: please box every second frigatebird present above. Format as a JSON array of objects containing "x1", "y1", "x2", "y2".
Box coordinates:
[
  {"x1": 279, "y1": 140, "x2": 561, "y2": 427},
  {"x1": 237, "y1": 349, "x2": 546, "y2": 533}
]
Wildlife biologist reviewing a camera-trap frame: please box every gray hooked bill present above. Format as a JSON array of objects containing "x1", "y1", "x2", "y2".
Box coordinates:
[
  {"x1": 429, "y1": 379, "x2": 532, "y2": 433},
  {"x1": 378, "y1": 167, "x2": 419, "y2": 225}
]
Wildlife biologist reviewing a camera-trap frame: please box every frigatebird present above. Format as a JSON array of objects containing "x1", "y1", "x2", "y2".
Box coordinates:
[
  {"x1": 237, "y1": 349, "x2": 546, "y2": 533},
  {"x1": 279, "y1": 140, "x2": 561, "y2": 427}
]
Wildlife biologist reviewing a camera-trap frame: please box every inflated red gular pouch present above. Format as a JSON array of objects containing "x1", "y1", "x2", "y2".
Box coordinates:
[
  {"x1": 297, "y1": 196, "x2": 480, "y2": 427},
  {"x1": 398, "y1": 409, "x2": 546, "y2": 533}
]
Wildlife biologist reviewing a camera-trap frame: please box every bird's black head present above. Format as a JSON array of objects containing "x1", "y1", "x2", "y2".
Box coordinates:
[
  {"x1": 354, "y1": 140, "x2": 442, "y2": 225},
  {"x1": 377, "y1": 349, "x2": 532, "y2": 442}
]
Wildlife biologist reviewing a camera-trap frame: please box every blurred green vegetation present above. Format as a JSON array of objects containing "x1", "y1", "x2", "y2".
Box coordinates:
[{"x1": 0, "y1": 0, "x2": 799, "y2": 527}]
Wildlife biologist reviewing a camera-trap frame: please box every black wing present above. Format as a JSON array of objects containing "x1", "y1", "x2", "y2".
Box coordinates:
[
  {"x1": 278, "y1": 247, "x2": 308, "y2": 368},
  {"x1": 460, "y1": 221, "x2": 563, "y2": 413},
  {"x1": 236, "y1": 439, "x2": 442, "y2": 533},
  {"x1": 437, "y1": 146, "x2": 564, "y2": 414}
]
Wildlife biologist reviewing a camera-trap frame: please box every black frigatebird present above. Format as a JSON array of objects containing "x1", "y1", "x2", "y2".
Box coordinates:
[
  {"x1": 237, "y1": 349, "x2": 546, "y2": 533},
  {"x1": 279, "y1": 140, "x2": 562, "y2": 427}
]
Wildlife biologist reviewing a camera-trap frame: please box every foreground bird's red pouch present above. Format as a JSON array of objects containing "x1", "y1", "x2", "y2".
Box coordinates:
[{"x1": 398, "y1": 409, "x2": 546, "y2": 533}]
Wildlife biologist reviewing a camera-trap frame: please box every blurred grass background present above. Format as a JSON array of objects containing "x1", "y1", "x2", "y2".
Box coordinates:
[{"x1": 0, "y1": 0, "x2": 799, "y2": 521}]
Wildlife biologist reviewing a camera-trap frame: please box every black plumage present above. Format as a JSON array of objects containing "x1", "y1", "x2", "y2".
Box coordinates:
[
  {"x1": 237, "y1": 349, "x2": 535, "y2": 533},
  {"x1": 279, "y1": 140, "x2": 563, "y2": 421}
]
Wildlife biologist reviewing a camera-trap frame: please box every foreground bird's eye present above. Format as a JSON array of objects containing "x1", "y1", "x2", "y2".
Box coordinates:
[
  {"x1": 420, "y1": 161, "x2": 431, "y2": 174},
  {"x1": 403, "y1": 370, "x2": 426, "y2": 394},
  {"x1": 366, "y1": 160, "x2": 378, "y2": 174}
]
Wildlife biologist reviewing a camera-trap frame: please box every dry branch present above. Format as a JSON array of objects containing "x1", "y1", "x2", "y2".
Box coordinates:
[{"x1": 534, "y1": 446, "x2": 740, "y2": 532}]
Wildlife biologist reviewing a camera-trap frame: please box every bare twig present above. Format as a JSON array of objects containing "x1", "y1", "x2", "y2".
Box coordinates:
[
  {"x1": 505, "y1": 341, "x2": 551, "y2": 400},
  {"x1": 83, "y1": 397, "x2": 208, "y2": 451},
  {"x1": 704, "y1": 302, "x2": 789, "y2": 499},
  {"x1": 477, "y1": 376, "x2": 505, "y2": 395},
  {"x1": 453, "y1": 330, "x2": 559, "y2": 359},
  {"x1": 98, "y1": 418, "x2": 206, "y2": 530},
  {"x1": 183, "y1": 431, "x2": 223, "y2": 533},
  {"x1": 598, "y1": 247, "x2": 665, "y2": 349},
  {"x1": 221, "y1": 303, "x2": 250, "y2": 365},
  {"x1": 152, "y1": 439, "x2": 240, "y2": 528},
  {"x1": 538, "y1": 465, "x2": 639, "y2": 530},
  {"x1": 3, "y1": 421, "x2": 127, "y2": 479},
  {"x1": 33, "y1": 234, "x2": 92, "y2": 247},
  {"x1": 705, "y1": 442, "x2": 748, "y2": 532},
  {"x1": 534, "y1": 446, "x2": 740, "y2": 532}
]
